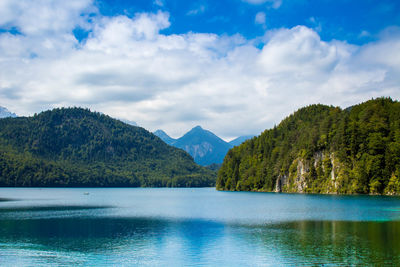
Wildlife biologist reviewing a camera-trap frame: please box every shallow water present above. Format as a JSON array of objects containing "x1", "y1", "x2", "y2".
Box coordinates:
[{"x1": 0, "y1": 188, "x2": 399, "y2": 266}]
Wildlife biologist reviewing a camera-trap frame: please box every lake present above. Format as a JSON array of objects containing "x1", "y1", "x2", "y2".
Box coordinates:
[{"x1": 0, "y1": 188, "x2": 399, "y2": 266}]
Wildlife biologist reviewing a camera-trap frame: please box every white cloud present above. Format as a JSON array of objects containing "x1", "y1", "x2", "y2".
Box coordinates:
[
  {"x1": 243, "y1": 0, "x2": 282, "y2": 9},
  {"x1": 0, "y1": 2, "x2": 399, "y2": 139},
  {"x1": 153, "y1": 0, "x2": 165, "y2": 7},
  {"x1": 187, "y1": 5, "x2": 206, "y2": 16},
  {"x1": 255, "y1": 12, "x2": 266, "y2": 26},
  {"x1": 0, "y1": 0, "x2": 95, "y2": 35},
  {"x1": 259, "y1": 26, "x2": 340, "y2": 75},
  {"x1": 308, "y1": 16, "x2": 322, "y2": 32},
  {"x1": 359, "y1": 30, "x2": 370, "y2": 38}
]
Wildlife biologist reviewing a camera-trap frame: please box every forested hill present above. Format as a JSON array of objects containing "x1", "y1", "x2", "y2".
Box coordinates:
[
  {"x1": 217, "y1": 98, "x2": 400, "y2": 195},
  {"x1": 0, "y1": 108, "x2": 216, "y2": 187}
]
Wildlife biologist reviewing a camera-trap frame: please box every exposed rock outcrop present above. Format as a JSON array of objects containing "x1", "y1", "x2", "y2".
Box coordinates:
[{"x1": 276, "y1": 151, "x2": 341, "y2": 194}]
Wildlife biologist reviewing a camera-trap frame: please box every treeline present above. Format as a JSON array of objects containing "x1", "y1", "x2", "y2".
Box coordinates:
[
  {"x1": 217, "y1": 98, "x2": 400, "y2": 195},
  {"x1": 0, "y1": 108, "x2": 216, "y2": 187}
]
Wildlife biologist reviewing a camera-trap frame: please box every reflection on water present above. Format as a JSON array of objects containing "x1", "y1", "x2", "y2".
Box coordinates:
[
  {"x1": 244, "y1": 220, "x2": 400, "y2": 266},
  {"x1": 0, "y1": 216, "x2": 227, "y2": 266},
  {"x1": 0, "y1": 188, "x2": 399, "y2": 266},
  {"x1": 0, "y1": 198, "x2": 15, "y2": 202}
]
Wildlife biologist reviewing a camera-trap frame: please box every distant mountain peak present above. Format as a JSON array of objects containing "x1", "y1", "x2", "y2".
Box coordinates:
[
  {"x1": 166, "y1": 126, "x2": 231, "y2": 166},
  {"x1": 154, "y1": 129, "x2": 166, "y2": 135},
  {"x1": 153, "y1": 129, "x2": 176, "y2": 145},
  {"x1": 119, "y1": 118, "x2": 137, "y2": 126},
  {"x1": 229, "y1": 135, "x2": 255, "y2": 147},
  {"x1": 186, "y1": 125, "x2": 205, "y2": 135},
  {"x1": 154, "y1": 126, "x2": 255, "y2": 166},
  {"x1": 0, "y1": 106, "x2": 17, "y2": 118}
]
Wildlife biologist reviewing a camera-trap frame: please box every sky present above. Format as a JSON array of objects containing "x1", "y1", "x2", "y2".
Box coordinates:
[{"x1": 0, "y1": 0, "x2": 399, "y2": 140}]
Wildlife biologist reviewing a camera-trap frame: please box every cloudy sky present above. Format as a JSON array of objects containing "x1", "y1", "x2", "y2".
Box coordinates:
[{"x1": 0, "y1": 0, "x2": 399, "y2": 140}]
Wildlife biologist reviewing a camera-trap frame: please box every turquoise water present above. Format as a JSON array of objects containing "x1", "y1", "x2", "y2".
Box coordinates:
[{"x1": 0, "y1": 188, "x2": 399, "y2": 266}]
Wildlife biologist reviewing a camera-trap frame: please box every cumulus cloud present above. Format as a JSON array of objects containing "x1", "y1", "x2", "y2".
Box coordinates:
[
  {"x1": 0, "y1": 2, "x2": 399, "y2": 139},
  {"x1": 259, "y1": 26, "x2": 340, "y2": 75},
  {"x1": 0, "y1": 0, "x2": 95, "y2": 35}
]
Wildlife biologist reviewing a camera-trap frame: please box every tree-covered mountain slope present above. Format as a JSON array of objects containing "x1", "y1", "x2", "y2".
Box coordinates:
[
  {"x1": 217, "y1": 98, "x2": 400, "y2": 195},
  {"x1": 0, "y1": 108, "x2": 216, "y2": 187}
]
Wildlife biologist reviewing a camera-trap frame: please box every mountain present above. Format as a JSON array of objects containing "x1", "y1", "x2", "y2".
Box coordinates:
[
  {"x1": 217, "y1": 97, "x2": 400, "y2": 195},
  {"x1": 173, "y1": 126, "x2": 232, "y2": 166},
  {"x1": 154, "y1": 129, "x2": 176, "y2": 145},
  {"x1": 119, "y1": 119, "x2": 137, "y2": 126},
  {"x1": 0, "y1": 106, "x2": 17, "y2": 118},
  {"x1": 229, "y1": 135, "x2": 254, "y2": 147},
  {"x1": 154, "y1": 126, "x2": 231, "y2": 166},
  {"x1": 0, "y1": 107, "x2": 216, "y2": 187},
  {"x1": 154, "y1": 127, "x2": 254, "y2": 166}
]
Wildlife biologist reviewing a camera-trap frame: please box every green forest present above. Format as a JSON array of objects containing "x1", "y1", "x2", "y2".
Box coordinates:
[
  {"x1": 0, "y1": 108, "x2": 216, "y2": 187},
  {"x1": 217, "y1": 98, "x2": 400, "y2": 195}
]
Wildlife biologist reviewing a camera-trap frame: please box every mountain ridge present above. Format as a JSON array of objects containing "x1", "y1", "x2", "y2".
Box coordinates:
[
  {"x1": 154, "y1": 129, "x2": 176, "y2": 145},
  {"x1": 173, "y1": 126, "x2": 232, "y2": 166},
  {"x1": 229, "y1": 135, "x2": 255, "y2": 147},
  {"x1": 154, "y1": 126, "x2": 253, "y2": 166},
  {"x1": 0, "y1": 107, "x2": 216, "y2": 187}
]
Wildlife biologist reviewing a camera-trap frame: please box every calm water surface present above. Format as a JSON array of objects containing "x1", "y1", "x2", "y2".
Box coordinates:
[{"x1": 0, "y1": 188, "x2": 399, "y2": 266}]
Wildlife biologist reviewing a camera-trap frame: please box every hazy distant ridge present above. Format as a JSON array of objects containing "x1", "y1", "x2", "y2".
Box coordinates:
[
  {"x1": 154, "y1": 126, "x2": 253, "y2": 166},
  {"x1": 0, "y1": 106, "x2": 17, "y2": 118}
]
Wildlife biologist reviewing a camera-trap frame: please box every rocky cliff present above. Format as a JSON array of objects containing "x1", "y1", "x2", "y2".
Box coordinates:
[{"x1": 275, "y1": 151, "x2": 341, "y2": 193}]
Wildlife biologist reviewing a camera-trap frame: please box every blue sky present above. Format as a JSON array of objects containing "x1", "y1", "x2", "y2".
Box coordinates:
[
  {"x1": 0, "y1": 0, "x2": 399, "y2": 139},
  {"x1": 92, "y1": 0, "x2": 400, "y2": 44}
]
